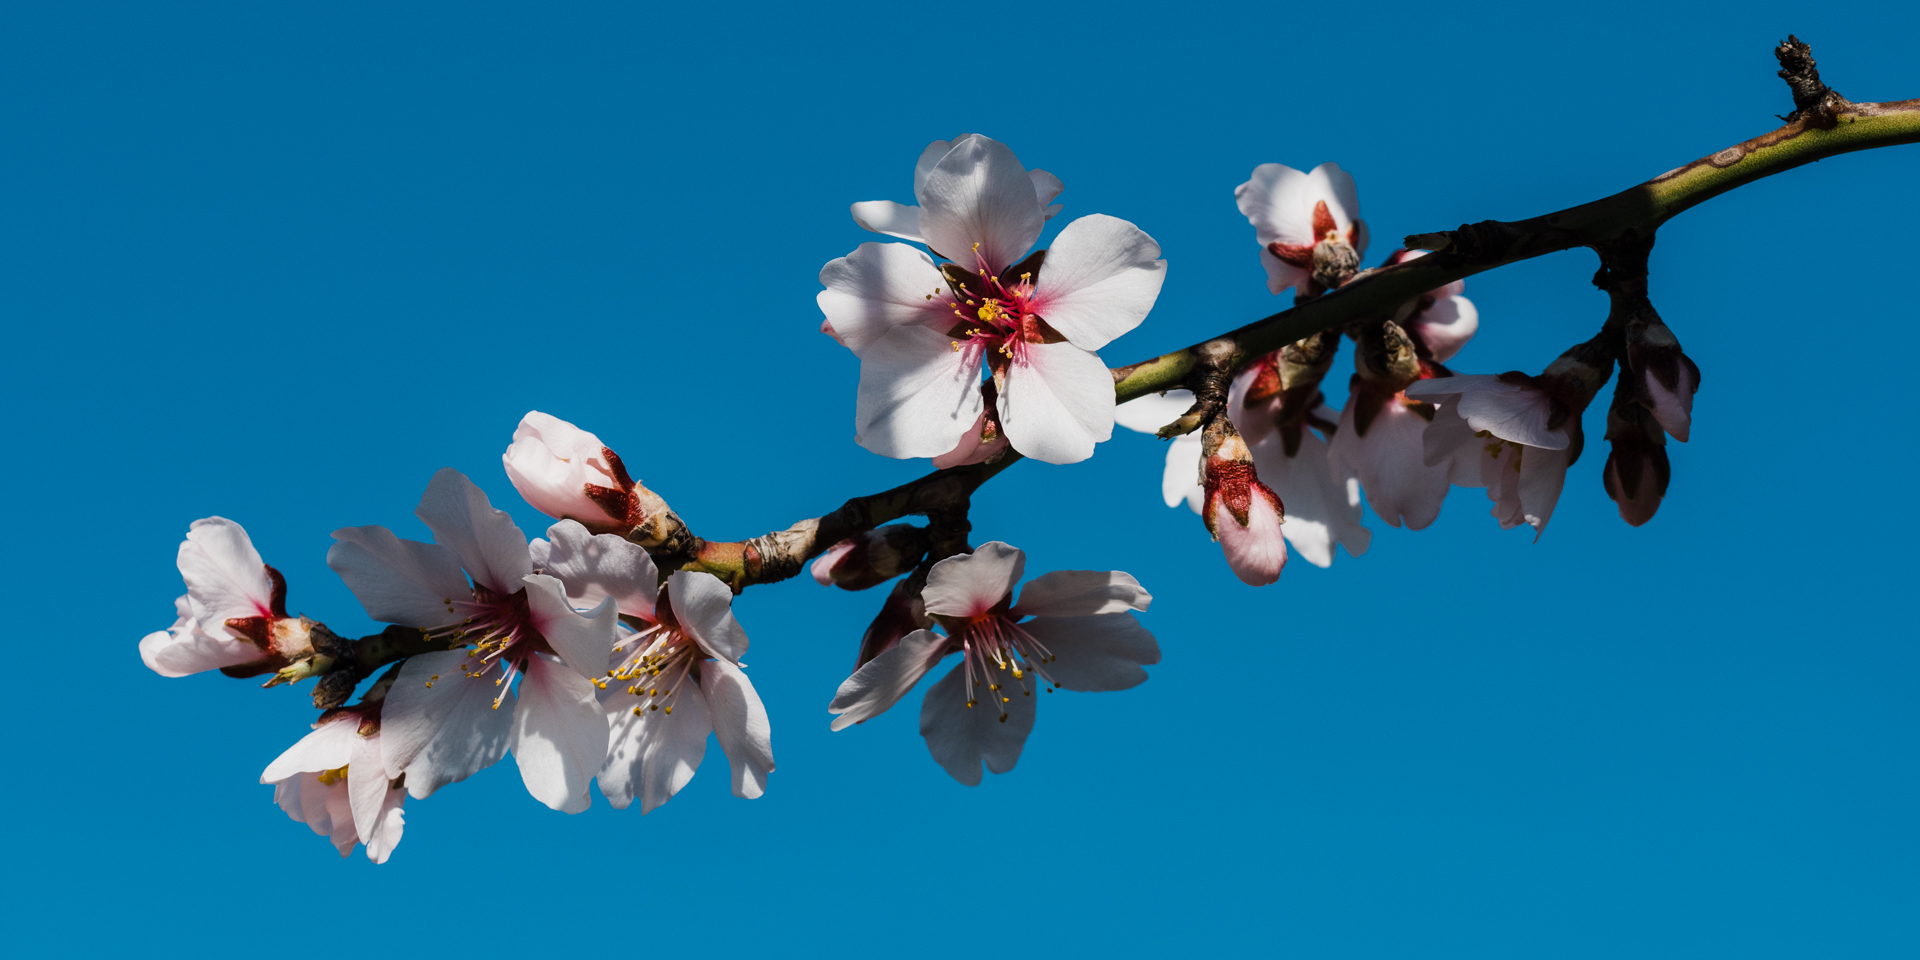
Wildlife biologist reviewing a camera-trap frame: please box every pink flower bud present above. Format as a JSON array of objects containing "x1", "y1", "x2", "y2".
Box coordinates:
[
  {"x1": 810, "y1": 525, "x2": 931, "y2": 591},
  {"x1": 1602, "y1": 393, "x2": 1671, "y2": 527},
  {"x1": 1624, "y1": 319, "x2": 1700, "y2": 442},
  {"x1": 1200, "y1": 420, "x2": 1287, "y2": 586},
  {"x1": 502, "y1": 411, "x2": 639, "y2": 532}
]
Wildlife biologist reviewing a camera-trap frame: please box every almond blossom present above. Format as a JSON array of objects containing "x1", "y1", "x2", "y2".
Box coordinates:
[
  {"x1": 260, "y1": 672, "x2": 407, "y2": 863},
  {"x1": 1405, "y1": 374, "x2": 1578, "y2": 537},
  {"x1": 529, "y1": 520, "x2": 774, "y2": 814},
  {"x1": 139, "y1": 517, "x2": 319, "y2": 679},
  {"x1": 818, "y1": 134, "x2": 1167, "y2": 465},
  {"x1": 849, "y1": 134, "x2": 1063, "y2": 245},
  {"x1": 503, "y1": 411, "x2": 643, "y2": 532},
  {"x1": 1235, "y1": 161, "x2": 1369, "y2": 296},
  {"x1": 1385, "y1": 249, "x2": 1480, "y2": 362},
  {"x1": 325, "y1": 469, "x2": 618, "y2": 813},
  {"x1": 827, "y1": 542, "x2": 1158, "y2": 785}
]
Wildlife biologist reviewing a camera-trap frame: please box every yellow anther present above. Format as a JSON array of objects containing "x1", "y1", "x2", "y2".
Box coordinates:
[
  {"x1": 317, "y1": 765, "x2": 349, "y2": 787},
  {"x1": 966, "y1": 700, "x2": 976, "y2": 708},
  {"x1": 633, "y1": 706, "x2": 644, "y2": 715},
  {"x1": 650, "y1": 704, "x2": 659, "y2": 712},
  {"x1": 429, "y1": 674, "x2": 439, "y2": 681},
  {"x1": 664, "y1": 706, "x2": 673, "y2": 715},
  {"x1": 976, "y1": 301, "x2": 1003, "y2": 322}
]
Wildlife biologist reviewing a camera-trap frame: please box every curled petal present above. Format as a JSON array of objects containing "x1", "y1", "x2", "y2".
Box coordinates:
[
  {"x1": 702, "y1": 660, "x2": 774, "y2": 800},
  {"x1": 668, "y1": 571, "x2": 749, "y2": 663},
  {"x1": 503, "y1": 412, "x2": 628, "y2": 529},
  {"x1": 1213, "y1": 492, "x2": 1288, "y2": 586},
  {"x1": 1012, "y1": 570, "x2": 1151, "y2": 617},
  {"x1": 829, "y1": 629, "x2": 951, "y2": 730},
  {"x1": 532, "y1": 519, "x2": 658, "y2": 620},
  {"x1": 923, "y1": 542, "x2": 1025, "y2": 619},
  {"x1": 849, "y1": 200, "x2": 925, "y2": 243}
]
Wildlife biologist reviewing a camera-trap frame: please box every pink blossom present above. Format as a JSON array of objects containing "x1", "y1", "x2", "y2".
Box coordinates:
[
  {"x1": 827, "y1": 542, "x2": 1157, "y2": 785},
  {"x1": 818, "y1": 135, "x2": 1166, "y2": 465},
  {"x1": 260, "y1": 679, "x2": 407, "y2": 863},
  {"x1": 1406, "y1": 374, "x2": 1577, "y2": 537},
  {"x1": 1235, "y1": 161, "x2": 1369, "y2": 296},
  {"x1": 139, "y1": 518, "x2": 315, "y2": 679},
  {"x1": 1386, "y1": 249, "x2": 1480, "y2": 362},
  {"x1": 326, "y1": 470, "x2": 619, "y2": 813},
  {"x1": 1200, "y1": 436, "x2": 1288, "y2": 587}
]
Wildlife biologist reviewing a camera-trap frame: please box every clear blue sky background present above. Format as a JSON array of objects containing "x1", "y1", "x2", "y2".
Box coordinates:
[{"x1": 4, "y1": 2, "x2": 1915, "y2": 956}]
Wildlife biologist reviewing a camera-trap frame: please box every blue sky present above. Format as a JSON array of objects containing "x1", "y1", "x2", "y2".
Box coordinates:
[{"x1": 4, "y1": 2, "x2": 1916, "y2": 956}]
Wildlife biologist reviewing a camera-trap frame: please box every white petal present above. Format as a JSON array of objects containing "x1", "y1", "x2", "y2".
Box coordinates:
[
  {"x1": 510, "y1": 653, "x2": 608, "y2": 813},
  {"x1": 502, "y1": 411, "x2": 624, "y2": 528},
  {"x1": 535, "y1": 520, "x2": 659, "y2": 619},
  {"x1": 854, "y1": 325, "x2": 984, "y2": 460},
  {"x1": 1517, "y1": 443, "x2": 1573, "y2": 538},
  {"x1": 1029, "y1": 168, "x2": 1064, "y2": 208},
  {"x1": 381, "y1": 650, "x2": 513, "y2": 797},
  {"x1": 999, "y1": 341, "x2": 1114, "y2": 465},
  {"x1": 1236, "y1": 162, "x2": 1316, "y2": 247},
  {"x1": 1256, "y1": 248, "x2": 1311, "y2": 296},
  {"x1": 1163, "y1": 433, "x2": 1204, "y2": 512},
  {"x1": 1029, "y1": 214, "x2": 1165, "y2": 352},
  {"x1": 1407, "y1": 375, "x2": 1565, "y2": 450},
  {"x1": 522, "y1": 574, "x2": 617, "y2": 679},
  {"x1": 347, "y1": 731, "x2": 389, "y2": 847},
  {"x1": 1327, "y1": 393, "x2": 1453, "y2": 530},
  {"x1": 1306, "y1": 162, "x2": 1362, "y2": 243},
  {"x1": 828, "y1": 629, "x2": 951, "y2": 731},
  {"x1": 1020, "y1": 613, "x2": 1160, "y2": 691},
  {"x1": 919, "y1": 660, "x2": 1037, "y2": 786},
  {"x1": 922, "y1": 542, "x2": 1025, "y2": 619},
  {"x1": 413, "y1": 468, "x2": 532, "y2": 595},
  {"x1": 817, "y1": 242, "x2": 954, "y2": 354},
  {"x1": 701, "y1": 660, "x2": 774, "y2": 800},
  {"x1": 361, "y1": 782, "x2": 406, "y2": 864},
  {"x1": 849, "y1": 200, "x2": 925, "y2": 243},
  {"x1": 1418, "y1": 398, "x2": 1479, "y2": 468},
  {"x1": 1215, "y1": 495, "x2": 1288, "y2": 586},
  {"x1": 1012, "y1": 570, "x2": 1151, "y2": 617},
  {"x1": 1113, "y1": 389, "x2": 1194, "y2": 435},
  {"x1": 668, "y1": 571, "x2": 748, "y2": 663},
  {"x1": 177, "y1": 517, "x2": 274, "y2": 623},
  {"x1": 599, "y1": 682, "x2": 711, "y2": 814},
  {"x1": 260, "y1": 717, "x2": 358, "y2": 783},
  {"x1": 1253, "y1": 430, "x2": 1371, "y2": 568},
  {"x1": 916, "y1": 135, "x2": 1043, "y2": 274},
  {"x1": 140, "y1": 617, "x2": 261, "y2": 678},
  {"x1": 913, "y1": 136, "x2": 958, "y2": 194},
  {"x1": 327, "y1": 526, "x2": 470, "y2": 628}
]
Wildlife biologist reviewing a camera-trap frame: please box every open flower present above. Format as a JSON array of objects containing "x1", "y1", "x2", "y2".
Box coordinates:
[
  {"x1": 260, "y1": 672, "x2": 407, "y2": 863},
  {"x1": 818, "y1": 135, "x2": 1167, "y2": 465},
  {"x1": 503, "y1": 411, "x2": 642, "y2": 533},
  {"x1": 1327, "y1": 377, "x2": 1459, "y2": 531},
  {"x1": 326, "y1": 469, "x2": 618, "y2": 813},
  {"x1": 1235, "y1": 161, "x2": 1369, "y2": 295},
  {"x1": 1406, "y1": 374, "x2": 1578, "y2": 537},
  {"x1": 139, "y1": 517, "x2": 318, "y2": 679},
  {"x1": 827, "y1": 542, "x2": 1157, "y2": 785},
  {"x1": 530, "y1": 521, "x2": 774, "y2": 814}
]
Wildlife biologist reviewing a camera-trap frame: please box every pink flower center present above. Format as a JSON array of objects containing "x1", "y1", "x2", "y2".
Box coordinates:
[
  {"x1": 607, "y1": 615, "x2": 701, "y2": 717},
  {"x1": 419, "y1": 585, "x2": 541, "y2": 710},
  {"x1": 953, "y1": 612, "x2": 1059, "y2": 722},
  {"x1": 940, "y1": 245, "x2": 1049, "y2": 372}
]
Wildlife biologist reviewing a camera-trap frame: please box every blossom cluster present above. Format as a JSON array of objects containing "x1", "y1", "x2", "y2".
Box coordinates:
[{"x1": 139, "y1": 134, "x2": 1698, "y2": 862}]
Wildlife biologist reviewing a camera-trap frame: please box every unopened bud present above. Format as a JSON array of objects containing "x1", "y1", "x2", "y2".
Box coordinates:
[
  {"x1": 1623, "y1": 313, "x2": 1700, "y2": 442},
  {"x1": 810, "y1": 524, "x2": 931, "y2": 591},
  {"x1": 1353, "y1": 320, "x2": 1423, "y2": 394},
  {"x1": 1311, "y1": 233, "x2": 1361, "y2": 291},
  {"x1": 1200, "y1": 417, "x2": 1287, "y2": 586},
  {"x1": 1602, "y1": 386, "x2": 1671, "y2": 527},
  {"x1": 503, "y1": 411, "x2": 643, "y2": 533}
]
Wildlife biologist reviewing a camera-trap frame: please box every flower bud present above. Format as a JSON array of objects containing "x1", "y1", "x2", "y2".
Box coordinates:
[
  {"x1": 503, "y1": 411, "x2": 643, "y2": 533},
  {"x1": 1352, "y1": 319, "x2": 1423, "y2": 394},
  {"x1": 1623, "y1": 315, "x2": 1700, "y2": 442},
  {"x1": 933, "y1": 383, "x2": 1011, "y2": 469},
  {"x1": 1200, "y1": 417, "x2": 1287, "y2": 586},
  {"x1": 1602, "y1": 387, "x2": 1671, "y2": 527},
  {"x1": 810, "y1": 524, "x2": 931, "y2": 591}
]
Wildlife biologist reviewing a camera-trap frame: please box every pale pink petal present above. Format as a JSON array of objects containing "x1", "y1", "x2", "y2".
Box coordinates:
[
  {"x1": 667, "y1": 571, "x2": 748, "y2": 664},
  {"x1": 381, "y1": 649, "x2": 513, "y2": 796},
  {"x1": 919, "y1": 660, "x2": 1037, "y2": 786},
  {"x1": 1516, "y1": 443, "x2": 1573, "y2": 538},
  {"x1": 1255, "y1": 249, "x2": 1311, "y2": 297},
  {"x1": 327, "y1": 526, "x2": 470, "y2": 628},
  {"x1": 922, "y1": 541, "x2": 1026, "y2": 619},
  {"x1": 916, "y1": 135, "x2": 1043, "y2": 274},
  {"x1": 502, "y1": 411, "x2": 625, "y2": 528},
  {"x1": 1162, "y1": 434, "x2": 1205, "y2": 512},
  {"x1": 509, "y1": 653, "x2": 607, "y2": 814},
  {"x1": 1012, "y1": 570, "x2": 1151, "y2": 617},
  {"x1": 1019, "y1": 613, "x2": 1160, "y2": 691},
  {"x1": 1328, "y1": 394, "x2": 1452, "y2": 530},
  {"x1": 855, "y1": 325, "x2": 984, "y2": 460},
  {"x1": 932, "y1": 405, "x2": 1010, "y2": 469},
  {"x1": 1029, "y1": 168, "x2": 1064, "y2": 209},
  {"x1": 413, "y1": 469, "x2": 532, "y2": 595},
  {"x1": 346, "y1": 731, "x2": 390, "y2": 847},
  {"x1": 701, "y1": 660, "x2": 774, "y2": 800},
  {"x1": 1406, "y1": 376, "x2": 1565, "y2": 450},
  {"x1": 913, "y1": 136, "x2": 960, "y2": 194},
  {"x1": 848, "y1": 200, "x2": 925, "y2": 243},
  {"x1": 531, "y1": 519, "x2": 659, "y2": 620},
  {"x1": 140, "y1": 600, "x2": 262, "y2": 678},
  {"x1": 1214, "y1": 494, "x2": 1288, "y2": 586},
  {"x1": 361, "y1": 782, "x2": 405, "y2": 864},
  {"x1": 1252, "y1": 430, "x2": 1371, "y2": 568},
  {"x1": 177, "y1": 518, "x2": 274, "y2": 623},
  {"x1": 1407, "y1": 294, "x2": 1478, "y2": 362},
  {"x1": 1306, "y1": 162, "x2": 1363, "y2": 246},
  {"x1": 811, "y1": 540, "x2": 858, "y2": 586},
  {"x1": 599, "y1": 681, "x2": 711, "y2": 814},
  {"x1": 1236, "y1": 162, "x2": 1317, "y2": 248},
  {"x1": 1028, "y1": 214, "x2": 1165, "y2": 352},
  {"x1": 817, "y1": 242, "x2": 954, "y2": 354},
  {"x1": 522, "y1": 574, "x2": 618, "y2": 680},
  {"x1": 260, "y1": 717, "x2": 358, "y2": 783},
  {"x1": 1113, "y1": 389, "x2": 1194, "y2": 435},
  {"x1": 828, "y1": 629, "x2": 951, "y2": 731},
  {"x1": 1645, "y1": 364, "x2": 1696, "y2": 442},
  {"x1": 1419, "y1": 399, "x2": 1483, "y2": 469},
  {"x1": 999, "y1": 341, "x2": 1115, "y2": 465}
]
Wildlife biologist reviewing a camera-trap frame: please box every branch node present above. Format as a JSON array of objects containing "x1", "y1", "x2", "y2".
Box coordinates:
[{"x1": 1774, "y1": 34, "x2": 1848, "y2": 127}]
